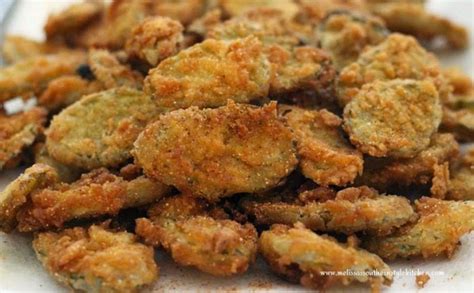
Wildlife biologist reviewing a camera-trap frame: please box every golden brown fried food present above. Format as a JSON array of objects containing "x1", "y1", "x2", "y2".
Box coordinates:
[
  {"x1": 441, "y1": 107, "x2": 474, "y2": 142},
  {"x1": 443, "y1": 67, "x2": 473, "y2": 97},
  {"x1": 343, "y1": 79, "x2": 442, "y2": 158},
  {"x1": 295, "y1": 0, "x2": 368, "y2": 25},
  {"x1": 0, "y1": 51, "x2": 86, "y2": 102},
  {"x1": 337, "y1": 33, "x2": 450, "y2": 106},
  {"x1": 152, "y1": 0, "x2": 207, "y2": 26},
  {"x1": 356, "y1": 133, "x2": 459, "y2": 190},
  {"x1": 38, "y1": 75, "x2": 103, "y2": 111},
  {"x1": 363, "y1": 197, "x2": 474, "y2": 259},
  {"x1": 33, "y1": 142, "x2": 82, "y2": 183},
  {"x1": 144, "y1": 36, "x2": 271, "y2": 110},
  {"x1": 88, "y1": 49, "x2": 143, "y2": 89},
  {"x1": 219, "y1": 0, "x2": 299, "y2": 19},
  {"x1": 17, "y1": 168, "x2": 171, "y2": 232},
  {"x1": 46, "y1": 87, "x2": 160, "y2": 170},
  {"x1": 1, "y1": 35, "x2": 74, "y2": 65},
  {"x1": 0, "y1": 164, "x2": 59, "y2": 232},
  {"x1": 447, "y1": 148, "x2": 474, "y2": 200},
  {"x1": 259, "y1": 224, "x2": 392, "y2": 291},
  {"x1": 187, "y1": 9, "x2": 224, "y2": 38},
  {"x1": 369, "y1": 2, "x2": 468, "y2": 49},
  {"x1": 136, "y1": 194, "x2": 258, "y2": 276},
  {"x1": 125, "y1": 16, "x2": 184, "y2": 67},
  {"x1": 44, "y1": 0, "x2": 104, "y2": 41},
  {"x1": 33, "y1": 224, "x2": 158, "y2": 292},
  {"x1": 280, "y1": 105, "x2": 362, "y2": 186},
  {"x1": 318, "y1": 10, "x2": 388, "y2": 70},
  {"x1": 242, "y1": 186, "x2": 415, "y2": 236},
  {"x1": 430, "y1": 162, "x2": 449, "y2": 199},
  {"x1": 0, "y1": 107, "x2": 47, "y2": 170},
  {"x1": 133, "y1": 101, "x2": 297, "y2": 201}
]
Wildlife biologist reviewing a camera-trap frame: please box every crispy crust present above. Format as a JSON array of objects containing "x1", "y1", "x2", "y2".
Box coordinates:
[
  {"x1": 281, "y1": 105, "x2": 362, "y2": 186},
  {"x1": 133, "y1": 101, "x2": 298, "y2": 201},
  {"x1": 343, "y1": 79, "x2": 442, "y2": 158},
  {"x1": 219, "y1": 0, "x2": 299, "y2": 19},
  {"x1": 152, "y1": 0, "x2": 206, "y2": 26},
  {"x1": 447, "y1": 148, "x2": 474, "y2": 200},
  {"x1": 33, "y1": 224, "x2": 158, "y2": 292},
  {"x1": 46, "y1": 87, "x2": 160, "y2": 170},
  {"x1": 363, "y1": 197, "x2": 474, "y2": 259},
  {"x1": 259, "y1": 224, "x2": 392, "y2": 290}
]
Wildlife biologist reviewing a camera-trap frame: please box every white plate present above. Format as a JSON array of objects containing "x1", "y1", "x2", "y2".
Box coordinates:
[{"x1": 1, "y1": 0, "x2": 473, "y2": 292}]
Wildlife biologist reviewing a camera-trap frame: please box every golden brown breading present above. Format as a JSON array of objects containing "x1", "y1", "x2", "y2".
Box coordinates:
[
  {"x1": 46, "y1": 87, "x2": 160, "y2": 170},
  {"x1": 280, "y1": 105, "x2": 362, "y2": 186},
  {"x1": 33, "y1": 142, "x2": 82, "y2": 183},
  {"x1": 295, "y1": 0, "x2": 368, "y2": 25},
  {"x1": 33, "y1": 224, "x2": 158, "y2": 292},
  {"x1": 187, "y1": 9, "x2": 224, "y2": 38},
  {"x1": 144, "y1": 36, "x2": 271, "y2": 111},
  {"x1": 88, "y1": 49, "x2": 143, "y2": 89},
  {"x1": 447, "y1": 148, "x2": 474, "y2": 200},
  {"x1": 135, "y1": 194, "x2": 258, "y2": 276},
  {"x1": 337, "y1": 33, "x2": 450, "y2": 106},
  {"x1": 441, "y1": 107, "x2": 474, "y2": 142},
  {"x1": 38, "y1": 75, "x2": 103, "y2": 111},
  {"x1": 44, "y1": 0, "x2": 104, "y2": 42},
  {"x1": 152, "y1": 0, "x2": 207, "y2": 26},
  {"x1": 318, "y1": 10, "x2": 388, "y2": 70},
  {"x1": 369, "y1": 2, "x2": 468, "y2": 49},
  {"x1": 0, "y1": 51, "x2": 86, "y2": 102},
  {"x1": 443, "y1": 67, "x2": 473, "y2": 96},
  {"x1": 356, "y1": 133, "x2": 459, "y2": 190},
  {"x1": 16, "y1": 168, "x2": 171, "y2": 232},
  {"x1": 125, "y1": 16, "x2": 184, "y2": 67},
  {"x1": 241, "y1": 186, "x2": 415, "y2": 236},
  {"x1": 343, "y1": 79, "x2": 442, "y2": 158},
  {"x1": 219, "y1": 0, "x2": 299, "y2": 19},
  {"x1": 1, "y1": 35, "x2": 74, "y2": 65},
  {"x1": 133, "y1": 101, "x2": 298, "y2": 201},
  {"x1": 259, "y1": 224, "x2": 392, "y2": 290},
  {"x1": 363, "y1": 197, "x2": 474, "y2": 259},
  {"x1": 0, "y1": 164, "x2": 59, "y2": 232},
  {"x1": 0, "y1": 107, "x2": 47, "y2": 170},
  {"x1": 430, "y1": 162, "x2": 449, "y2": 199}
]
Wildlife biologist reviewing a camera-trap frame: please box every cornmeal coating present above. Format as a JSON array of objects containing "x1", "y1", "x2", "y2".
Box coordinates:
[
  {"x1": 187, "y1": 9, "x2": 223, "y2": 38},
  {"x1": 0, "y1": 164, "x2": 59, "y2": 232},
  {"x1": 125, "y1": 16, "x2": 184, "y2": 67},
  {"x1": 337, "y1": 33, "x2": 450, "y2": 106},
  {"x1": 46, "y1": 87, "x2": 160, "y2": 170},
  {"x1": 295, "y1": 0, "x2": 369, "y2": 25},
  {"x1": 441, "y1": 107, "x2": 474, "y2": 142},
  {"x1": 447, "y1": 148, "x2": 474, "y2": 200},
  {"x1": 144, "y1": 36, "x2": 271, "y2": 111},
  {"x1": 0, "y1": 51, "x2": 86, "y2": 102},
  {"x1": 242, "y1": 186, "x2": 415, "y2": 236},
  {"x1": 363, "y1": 197, "x2": 474, "y2": 259},
  {"x1": 152, "y1": 0, "x2": 206, "y2": 26},
  {"x1": 318, "y1": 10, "x2": 388, "y2": 70},
  {"x1": 0, "y1": 107, "x2": 47, "y2": 170},
  {"x1": 343, "y1": 79, "x2": 442, "y2": 158},
  {"x1": 88, "y1": 49, "x2": 143, "y2": 89},
  {"x1": 33, "y1": 224, "x2": 158, "y2": 292},
  {"x1": 135, "y1": 194, "x2": 258, "y2": 276},
  {"x1": 356, "y1": 133, "x2": 459, "y2": 190},
  {"x1": 259, "y1": 224, "x2": 392, "y2": 291},
  {"x1": 219, "y1": 0, "x2": 299, "y2": 19},
  {"x1": 281, "y1": 105, "x2": 362, "y2": 186},
  {"x1": 133, "y1": 101, "x2": 297, "y2": 201},
  {"x1": 33, "y1": 142, "x2": 82, "y2": 183},
  {"x1": 38, "y1": 75, "x2": 103, "y2": 111},
  {"x1": 369, "y1": 2, "x2": 468, "y2": 49},
  {"x1": 17, "y1": 168, "x2": 170, "y2": 232}
]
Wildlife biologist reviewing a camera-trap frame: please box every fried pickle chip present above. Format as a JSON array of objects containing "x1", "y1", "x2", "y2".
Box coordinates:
[
  {"x1": 33, "y1": 142, "x2": 82, "y2": 183},
  {"x1": 135, "y1": 194, "x2": 258, "y2": 276},
  {"x1": 125, "y1": 16, "x2": 184, "y2": 67},
  {"x1": 219, "y1": 0, "x2": 299, "y2": 19},
  {"x1": 187, "y1": 9, "x2": 223, "y2": 38},
  {"x1": 33, "y1": 224, "x2": 158, "y2": 292},
  {"x1": 318, "y1": 10, "x2": 388, "y2": 70},
  {"x1": 343, "y1": 79, "x2": 442, "y2": 158},
  {"x1": 281, "y1": 105, "x2": 363, "y2": 186},
  {"x1": 363, "y1": 197, "x2": 474, "y2": 259},
  {"x1": 144, "y1": 36, "x2": 271, "y2": 111},
  {"x1": 0, "y1": 164, "x2": 59, "y2": 232},
  {"x1": 88, "y1": 49, "x2": 143, "y2": 89},
  {"x1": 0, "y1": 107, "x2": 47, "y2": 170},
  {"x1": 369, "y1": 2, "x2": 468, "y2": 49},
  {"x1": 17, "y1": 168, "x2": 171, "y2": 232},
  {"x1": 242, "y1": 186, "x2": 415, "y2": 236},
  {"x1": 152, "y1": 0, "x2": 207, "y2": 25},
  {"x1": 259, "y1": 224, "x2": 392, "y2": 290},
  {"x1": 38, "y1": 75, "x2": 103, "y2": 111},
  {"x1": 46, "y1": 87, "x2": 160, "y2": 170},
  {"x1": 0, "y1": 51, "x2": 86, "y2": 102},
  {"x1": 133, "y1": 101, "x2": 298, "y2": 201},
  {"x1": 337, "y1": 33, "x2": 450, "y2": 106},
  {"x1": 447, "y1": 148, "x2": 474, "y2": 200},
  {"x1": 356, "y1": 133, "x2": 459, "y2": 190},
  {"x1": 295, "y1": 0, "x2": 368, "y2": 25}
]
